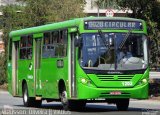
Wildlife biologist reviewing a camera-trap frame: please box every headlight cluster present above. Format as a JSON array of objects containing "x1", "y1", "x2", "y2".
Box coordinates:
[
  {"x1": 138, "y1": 78, "x2": 148, "y2": 85},
  {"x1": 79, "y1": 77, "x2": 94, "y2": 87},
  {"x1": 81, "y1": 78, "x2": 88, "y2": 84}
]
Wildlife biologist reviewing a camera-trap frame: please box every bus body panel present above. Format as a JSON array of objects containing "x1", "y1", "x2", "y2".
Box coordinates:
[
  {"x1": 40, "y1": 58, "x2": 68, "y2": 98},
  {"x1": 87, "y1": 74, "x2": 143, "y2": 88},
  {"x1": 18, "y1": 60, "x2": 34, "y2": 96},
  {"x1": 76, "y1": 57, "x2": 149, "y2": 99},
  {"x1": 77, "y1": 82, "x2": 148, "y2": 99},
  {"x1": 8, "y1": 60, "x2": 12, "y2": 94}
]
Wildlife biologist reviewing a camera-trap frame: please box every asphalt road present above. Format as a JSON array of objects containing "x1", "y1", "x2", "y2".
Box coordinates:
[{"x1": 0, "y1": 91, "x2": 160, "y2": 115}]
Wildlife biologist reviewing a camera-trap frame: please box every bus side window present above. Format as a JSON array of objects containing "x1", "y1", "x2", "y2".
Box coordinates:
[
  {"x1": 52, "y1": 31, "x2": 58, "y2": 44},
  {"x1": 58, "y1": 30, "x2": 67, "y2": 57},
  {"x1": 27, "y1": 36, "x2": 33, "y2": 59},
  {"x1": 28, "y1": 36, "x2": 33, "y2": 47},
  {"x1": 20, "y1": 48, "x2": 27, "y2": 59},
  {"x1": 20, "y1": 36, "x2": 33, "y2": 60},
  {"x1": 52, "y1": 31, "x2": 59, "y2": 57},
  {"x1": 42, "y1": 32, "x2": 52, "y2": 58},
  {"x1": 42, "y1": 30, "x2": 67, "y2": 58}
]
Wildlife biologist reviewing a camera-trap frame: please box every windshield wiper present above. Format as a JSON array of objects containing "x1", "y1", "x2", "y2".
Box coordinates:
[
  {"x1": 98, "y1": 30, "x2": 110, "y2": 50},
  {"x1": 119, "y1": 29, "x2": 132, "y2": 49},
  {"x1": 117, "y1": 29, "x2": 132, "y2": 64}
]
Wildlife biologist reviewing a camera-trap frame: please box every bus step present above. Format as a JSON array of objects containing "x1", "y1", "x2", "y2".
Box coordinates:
[{"x1": 35, "y1": 96, "x2": 42, "y2": 100}]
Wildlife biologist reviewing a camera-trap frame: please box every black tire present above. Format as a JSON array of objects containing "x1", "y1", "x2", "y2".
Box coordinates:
[
  {"x1": 22, "y1": 83, "x2": 42, "y2": 107},
  {"x1": 73, "y1": 100, "x2": 86, "y2": 110},
  {"x1": 116, "y1": 99, "x2": 129, "y2": 111},
  {"x1": 60, "y1": 89, "x2": 86, "y2": 111},
  {"x1": 60, "y1": 90, "x2": 69, "y2": 110},
  {"x1": 34, "y1": 100, "x2": 42, "y2": 108}
]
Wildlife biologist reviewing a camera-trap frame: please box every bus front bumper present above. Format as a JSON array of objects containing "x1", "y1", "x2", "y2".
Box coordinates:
[{"x1": 76, "y1": 83, "x2": 149, "y2": 99}]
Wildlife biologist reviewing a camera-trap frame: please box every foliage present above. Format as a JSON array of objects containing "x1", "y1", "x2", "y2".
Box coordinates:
[
  {"x1": 0, "y1": 53, "x2": 6, "y2": 85},
  {"x1": 95, "y1": 0, "x2": 118, "y2": 9},
  {"x1": 94, "y1": 0, "x2": 160, "y2": 67},
  {"x1": 149, "y1": 79, "x2": 160, "y2": 96},
  {"x1": 94, "y1": 0, "x2": 120, "y2": 17},
  {"x1": 118, "y1": 0, "x2": 160, "y2": 67},
  {"x1": 18, "y1": 0, "x2": 53, "y2": 26},
  {"x1": 0, "y1": 5, "x2": 25, "y2": 85},
  {"x1": 17, "y1": 0, "x2": 86, "y2": 27},
  {"x1": 0, "y1": 0, "x2": 85, "y2": 85},
  {"x1": 48, "y1": 0, "x2": 86, "y2": 22}
]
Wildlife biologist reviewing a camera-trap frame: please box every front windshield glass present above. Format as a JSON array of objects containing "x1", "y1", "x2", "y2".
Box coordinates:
[{"x1": 79, "y1": 33, "x2": 148, "y2": 70}]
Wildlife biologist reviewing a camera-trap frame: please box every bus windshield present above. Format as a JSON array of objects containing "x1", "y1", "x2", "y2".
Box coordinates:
[{"x1": 79, "y1": 32, "x2": 148, "y2": 70}]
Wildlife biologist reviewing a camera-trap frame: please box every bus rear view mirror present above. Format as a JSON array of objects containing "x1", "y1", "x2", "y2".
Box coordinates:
[
  {"x1": 75, "y1": 35, "x2": 82, "y2": 47},
  {"x1": 109, "y1": 37, "x2": 114, "y2": 46}
]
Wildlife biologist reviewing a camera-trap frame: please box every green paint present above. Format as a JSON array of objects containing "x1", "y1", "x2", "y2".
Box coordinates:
[{"x1": 8, "y1": 17, "x2": 149, "y2": 102}]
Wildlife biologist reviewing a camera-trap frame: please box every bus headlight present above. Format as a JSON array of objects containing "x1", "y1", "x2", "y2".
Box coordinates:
[
  {"x1": 138, "y1": 78, "x2": 148, "y2": 85},
  {"x1": 81, "y1": 78, "x2": 87, "y2": 84},
  {"x1": 142, "y1": 79, "x2": 147, "y2": 83},
  {"x1": 80, "y1": 77, "x2": 94, "y2": 87}
]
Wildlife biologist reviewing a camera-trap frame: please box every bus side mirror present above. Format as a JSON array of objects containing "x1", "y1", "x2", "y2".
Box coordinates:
[
  {"x1": 75, "y1": 36, "x2": 82, "y2": 47},
  {"x1": 109, "y1": 37, "x2": 114, "y2": 47}
]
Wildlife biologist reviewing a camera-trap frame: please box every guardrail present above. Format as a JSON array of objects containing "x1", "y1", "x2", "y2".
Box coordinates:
[{"x1": 150, "y1": 71, "x2": 160, "y2": 79}]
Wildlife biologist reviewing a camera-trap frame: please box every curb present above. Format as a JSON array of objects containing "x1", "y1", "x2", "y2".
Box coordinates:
[{"x1": 0, "y1": 90, "x2": 9, "y2": 94}]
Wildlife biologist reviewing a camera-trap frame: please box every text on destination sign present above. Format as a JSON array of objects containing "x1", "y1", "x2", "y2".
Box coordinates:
[{"x1": 84, "y1": 20, "x2": 143, "y2": 30}]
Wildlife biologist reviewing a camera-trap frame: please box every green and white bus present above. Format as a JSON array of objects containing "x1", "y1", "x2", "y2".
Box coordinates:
[{"x1": 8, "y1": 17, "x2": 149, "y2": 110}]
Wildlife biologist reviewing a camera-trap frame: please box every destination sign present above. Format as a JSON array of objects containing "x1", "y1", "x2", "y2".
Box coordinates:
[{"x1": 84, "y1": 20, "x2": 143, "y2": 30}]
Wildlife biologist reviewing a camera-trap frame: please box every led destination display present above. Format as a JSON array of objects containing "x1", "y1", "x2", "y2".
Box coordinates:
[{"x1": 84, "y1": 20, "x2": 143, "y2": 30}]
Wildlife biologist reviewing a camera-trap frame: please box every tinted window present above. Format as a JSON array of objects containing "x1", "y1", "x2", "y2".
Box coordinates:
[
  {"x1": 42, "y1": 30, "x2": 67, "y2": 58},
  {"x1": 20, "y1": 36, "x2": 33, "y2": 59}
]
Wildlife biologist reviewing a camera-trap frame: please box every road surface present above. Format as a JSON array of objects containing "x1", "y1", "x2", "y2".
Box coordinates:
[{"x1": 0, "y1": 91, "x2": 160, "y2": 115}]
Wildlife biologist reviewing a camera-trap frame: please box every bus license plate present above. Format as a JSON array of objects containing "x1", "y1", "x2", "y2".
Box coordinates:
[{"x1": 110, "y1": 91, "x2": 121, "y2": 95}]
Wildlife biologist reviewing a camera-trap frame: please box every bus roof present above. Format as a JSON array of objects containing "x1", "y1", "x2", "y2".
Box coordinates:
[{"x1": 9, "y1": 16, "x2": 145, "y2": 39}]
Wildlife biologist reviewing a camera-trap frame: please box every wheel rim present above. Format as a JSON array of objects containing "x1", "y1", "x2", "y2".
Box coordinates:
[
  {"x1": 61, "y1": 91, "x2": 68, "y2": 105},
  {"x1": 23, "y1": 88, "x2": 28, "y2": 103}
]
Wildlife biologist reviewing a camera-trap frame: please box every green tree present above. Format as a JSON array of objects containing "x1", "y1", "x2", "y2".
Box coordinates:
[
  {"x1": 18, "y1": 0, "x2": 53, "y2": 26},
  {"x1": 0, "y1": 53, "x2": 6, "y2": 85},
  {"x1": 94, "y1": 0, "x2": 118, "y2": 16},
  {"x1": 118, "y1": 0, "x2": 160, "y2": 67},
  {"x1": 0, "y1": 0, "x2": 86, "y2": 85},
  {"x1": 0, "y1": 5, "x2": 25, "y2": 85},
  {"x1": 17, "y1": 0, "x2": 86, "y2": 26},
  {"x1": 49, "y1": 0, "x2": 86, "y2": 22}
]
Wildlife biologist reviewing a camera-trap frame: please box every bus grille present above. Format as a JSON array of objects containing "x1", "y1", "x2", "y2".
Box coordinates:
[{"x1": 97, "y1": 75, "x2": 134, "y2": 81}]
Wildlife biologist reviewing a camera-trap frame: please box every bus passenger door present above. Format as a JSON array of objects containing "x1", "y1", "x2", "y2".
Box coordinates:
[
  {"x1": 70, "y1": 32, "x2": 77, "y2": 98},
  {"x1": 19, "y1": 36, "x2": 34, "y2": 96},
  {"x1": 12, "y1": 41, "x2": 19, "y2": 96},
  {"x1": 34, "y1": 38, "x2": 42, "y2": 96}
]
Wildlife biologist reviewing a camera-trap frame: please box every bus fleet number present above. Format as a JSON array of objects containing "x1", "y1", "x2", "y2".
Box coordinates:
[{"x1": 122, "y1": 81, "x2": 133, "y2": 87}]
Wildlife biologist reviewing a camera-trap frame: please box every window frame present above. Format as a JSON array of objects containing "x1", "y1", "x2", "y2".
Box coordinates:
[
  {"x1": 19, "y1": 35, "x2": 33, "y2": 60},
  {"x1": 42, "y1": 29, "x2": 68, "y2": 59}
]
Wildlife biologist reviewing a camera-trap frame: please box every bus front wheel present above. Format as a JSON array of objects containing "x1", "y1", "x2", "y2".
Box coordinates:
[
  {"x1": 22, "y1": 83, "x2": 42, "y2": 107},
  {"x1": 116, "y1": 99, "x2": 129, "y2": 111},
  {"x1": 60, "y1": 90, "x2": 69, "y2": 110},
  {"x1": 60, "y1": 90, "x2": 86, "y2": 110}
]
